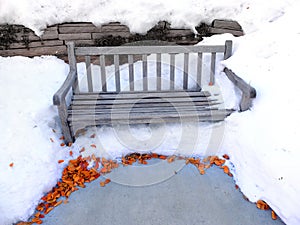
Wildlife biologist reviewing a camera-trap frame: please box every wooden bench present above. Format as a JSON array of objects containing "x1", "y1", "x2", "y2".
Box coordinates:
[{"x1": 53, "y1": 41, "x2": 256, "y2": 144}]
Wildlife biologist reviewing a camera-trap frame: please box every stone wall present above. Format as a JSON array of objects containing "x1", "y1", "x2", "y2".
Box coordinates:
[{"x1": 0, "y1": 20, "x2": 243, "y2": 58}]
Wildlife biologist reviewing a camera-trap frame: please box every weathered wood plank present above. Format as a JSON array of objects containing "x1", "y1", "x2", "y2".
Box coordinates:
[
  {"x1": 101, "y1": 25, "x2": 130, "y2": 32},
  {"x1": 114, "y1": 54, "x2": 121, "y2": 92},
  {"x1": 75, "y1": 45, "x2": 226, "y2": 55},
  {"x1": 73, "y1": 90, "x2": 211, "y2": 100},
  {"x1": 69, "y1": 110, "x2": 230, "y2": 121},
  {"x1": 210, "y1": 52, "x2": 216, "y2": 85},
  {"x1": 128, "y1": 54, "x2": 134, "y2": 91},
  {"x1": 59, "y1": 33, "x2": 92, "y2": 40},
  {"x1": 197, "y1": 52, "x2": 203, "y2": 90},
  {"x1": 156, "y1": 53, "x2": 162, "y2": 91},
  {"x1": 100, "y1": 55, "x2": 107, "y2": 92},
  {"x1": 92, "y1": 32, "x2": 131, "y2": 39},
  {"x1": 183, "y1": 53, "x2": 189, "y2": 89},
  {"x1": 59, "y1": 22, "x2": 94, "y2": 27},
  {"x1": 85, "y1": 56, "x2": 93, "y2": 92},
  {"x1": 170, "y1": 53, "x2": 175, "y2": 90},
  {"x1": 72, "y1": 96, "x2": 217, "y2": 106},
  {"x1": 142, "y1": 54, "x2": 148, "y2": 91}
]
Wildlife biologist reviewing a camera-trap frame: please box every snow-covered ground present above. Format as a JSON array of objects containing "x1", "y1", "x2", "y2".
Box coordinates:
[{"x1": 1, "y1": 0, "x2": 300, "y2": 225}]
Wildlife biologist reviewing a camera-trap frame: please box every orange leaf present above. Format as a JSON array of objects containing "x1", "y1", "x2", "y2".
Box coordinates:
[
  {"x1": 68, "y1": 142, "x2": 72, "y2": 147},
  {"x1": 235, "y1": 184, "x2": 239, "y2": 190},
  {"x1": 44, "y1": 207, "x2": 54, "y2": 214},
  {"x1": 54, "y1": 200, "x2": 63, "y2": 207},
  {"x1": 256, "y1": 200, "x2": 269, "y2": 210},
  {"x1": 90, "y1": 144, "x2": 97, "y2": 148},
  {"x1": 223, "y1": 166, "x2": 229, "y2": 174},
  {"x1": 104, "y1": 178, "x2": 111, "y2": 184},
  {"x1": 271, "y1": 210, "x2": 277, "y2": 220},
  {"x1": 32, "y1": 217, "x2": 43, "y2": 224},
  {"x1": 152, "y1": 153, "x2": 159, "y2": 158},
  {"x1": 79, "y1": 147, "x2": 85, "y2": 153},
  {"x1": 60, "y1": 143, "x2": 65, "y2": 147},
  {"x1": 222, "y1": 154, "x2": 230, "y2": 160},
  {"x1": 159, "y1": 155, "x2": 167, "y2": 160},
  {"x1": 50, "y1": 138, "x2": 54, "y2": 143},
  {"x1": 69, "y1": 151, "x2": 73, "y2": 157},
  {"x1": 90, "y1": 133, "x2": 96, "y2": 138},
  {"x1": 209, "y1": 82, "x2": 213, "y2": 86},
  {"x1": 9, "y1": 162, "x2": 14, "y2": 167},
  {"x1": 59, "y1": 136, "x2": 65, "y2": 140},
  {"x1": 58, "y1": 160, "x2": 64, "y2": 164},
  {"x1": 167, "y1": 156, "x2": 176, "y2": 163},
  {"x1": 100, "y1": 182, "x2": 105, "y2": 187}
]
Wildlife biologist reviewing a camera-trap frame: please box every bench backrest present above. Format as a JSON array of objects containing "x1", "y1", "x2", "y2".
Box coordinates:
[{"x1": 68, "y1": 41, "x2": 232, "y2": 93}]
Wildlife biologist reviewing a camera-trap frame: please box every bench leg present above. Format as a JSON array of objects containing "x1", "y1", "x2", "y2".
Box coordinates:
[{"x1": 58, "y1": 105, "x2": 73, "y2": 144}]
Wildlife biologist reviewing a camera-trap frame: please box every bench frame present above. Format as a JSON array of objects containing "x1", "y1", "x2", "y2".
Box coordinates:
[{"x1": 53, "y1": 40, "x2": 256, "y2": 144}]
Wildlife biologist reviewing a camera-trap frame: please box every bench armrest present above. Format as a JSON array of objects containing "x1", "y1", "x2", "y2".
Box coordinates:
[
  {"x1": 53, "y1": 69, "x2": 77, "y2": 106},
  {"x1": 224, "y1": 67, "x2": 256, "y2": 111}
]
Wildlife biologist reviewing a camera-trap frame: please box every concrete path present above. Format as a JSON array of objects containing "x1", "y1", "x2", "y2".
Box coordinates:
[{"x1": 42, "y1": 161, "x2": 284, "y2": 225}]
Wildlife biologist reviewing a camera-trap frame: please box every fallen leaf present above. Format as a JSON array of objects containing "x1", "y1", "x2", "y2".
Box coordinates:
[
  {"x1": 79, "y1": 147, "x2": 85, "y2": 153},
  {"x1": 90, "y1": 144, "x2": 97, "y2": 148},
  {"x1": 69, "y1": 151, "x2": 73, "y2": 157},
  {"x1": 167, "y1": 156, "x2": 176, "y2": 163},
  {"x1": 100, "y1": 182, "x2": 105, "y2": 187},
  {"x1": 222, "y1": 154, "x2": 230, "y2": 160},
  {"x1": 44, "y1": 207, "x2": 54, "y2": 214},
  {"x1": 60, "y1": 143, "x2": 65, "y2": 147},
  {"x1": 256, "y1": 200, "x2": 269, "y2": 210},
  {"x1": 59, "y1": 136, "x2": 65, "y2": 140},
  {"x1": 58, "y1": 160, "x2": 64, "y2": 164},
  {"x1": 52, "y1": 129, "x2": 56, "y2": 133},
  {"x1": 271, "y1": 210, "x2": 277, "y2": 220},
  {"x1": 50, "y1": 138, "x2": 54, "y2": 143},
  {"x1": 235, "y1": 184, "x2": 239, "y2": 190},
  {"x1": 31, "y1": 217, "x2": 43, "y2": 224},
  {"x1": 104, "y1": 178, "x2": 111, "y2": 184},
  {"x1": 223, "y1": 166, "x2": 229, "y2": 174},
  {"x1": 54, "y1": 200, "x2": 63, "y2": 207},
  {"x1": 90, "y1": 133, "x2": 96, "y2": 138},
  {"x1": 9, "y1": 162, "x2": 14, "y2": 167},
  {"x1": 68, "y1": 142, "x2": 72, "y2": 147},
  {"x1": 209, "y1": 82, "x2": 213, "y2": 86},
  {"x1": 159, "y1": 155, "x2": 167, "y2": 160}
]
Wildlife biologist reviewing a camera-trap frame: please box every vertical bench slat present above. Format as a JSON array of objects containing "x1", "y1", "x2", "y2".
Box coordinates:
[
  {"x1": 196, "y1": 52, "x2": 203, "y2": 91},
  {"x1": 170, "y1": 53, "x2": 175, "y2": 90},
  {"x1": 114, "y1": 54, "x2": 120, "y2": 92},
  {"x1": 156, "y1": 53, "x2": 162, "y2": 91},
  {"x1": 85, "y1": 56, "x2": 93, "y2": 92},
  {"x1": 128, "y1": 54, "x2": 134, "y2": 91},
  {"x1": 142, "y1": 54, "x2": 148, "y2": 91},
  {"x1": 210, "y1": 52, "x2": 216, "y2": 85},
  {"x1": 183, "y1": 53, "x2": 189, "y2": 89},
  {"x1": 100, "y1": 55, "x2": 107, "y2": 92}
]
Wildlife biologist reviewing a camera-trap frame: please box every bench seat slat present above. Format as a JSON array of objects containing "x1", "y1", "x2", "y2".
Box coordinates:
[{"x1": 73, "y1": 91, "x2": 211, "y2": 100}]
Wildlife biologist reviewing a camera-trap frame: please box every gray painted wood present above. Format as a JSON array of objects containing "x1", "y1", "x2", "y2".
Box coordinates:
[
  {"x1": 212, "y1": 20, "x2": 242, "y2": 31},
  {"x1": 224, "y1": 40, "x2": 233, "y2": 60},
  {"x1": 100, "y1": 55, "x2": 107, "y2": 92},
  {"x1": 170, "y1": 54, "x2": 175, "y2": 90},
  {"x1": 52, "y1": 40, "x2": 253, "y2": 143},
  {"x1": 156, "y1": 53, "x2": 162, "y2": 91},
  {"x1": 224, "y1": 68, "x2": 256, "y2": 111},
  {"x1": 128, "y1": 54, "x2": 134, "y2": 91},
  {"x1": 75, "y1": 45, "x2": 226, "y2": 55},
  {"x1": 114, "y1": 54, "x2": 121, "y2": 92},
  {"x1": 85, "y1": 56, "x2": 93, "y2": 92},
  {"x1": 73, "y1": 91, "x2": 211, "y2": 100},
  {"x1": 210, "y1": 52, "x2": 216, "y2": 85},
  {"x1": 142, "y1": 54, "x2": 148, "y2": 91},
  {"x1": 197, "y1": 52, "x2": 203, "y2": 90},
  {"x1": 208, "y1": 27, "x2": 243, "y2": 36},
  {"x1": 183, "y1": 53, "x2": 189, "y2": 89}
]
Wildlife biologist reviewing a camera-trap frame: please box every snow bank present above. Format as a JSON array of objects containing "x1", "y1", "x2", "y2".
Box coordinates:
[
  {"x1": 0, "y1": 56, "x2": 79, "y2": 225},
  {"x1": 0, "y1": 0, "x2": 295, "y2": 35}
]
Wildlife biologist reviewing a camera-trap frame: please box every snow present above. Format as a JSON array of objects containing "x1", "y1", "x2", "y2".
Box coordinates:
[
  {"x1": 0, "y1": 0, "x2": 296, "y2": 35},
  {"x1": 1, "y1": 0, "x2": 300, "y2": 225}
]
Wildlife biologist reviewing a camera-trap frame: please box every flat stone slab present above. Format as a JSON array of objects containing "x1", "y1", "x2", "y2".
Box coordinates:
[{"x1": 42, "y1": 163, "x2": 284, "y2": 225}]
